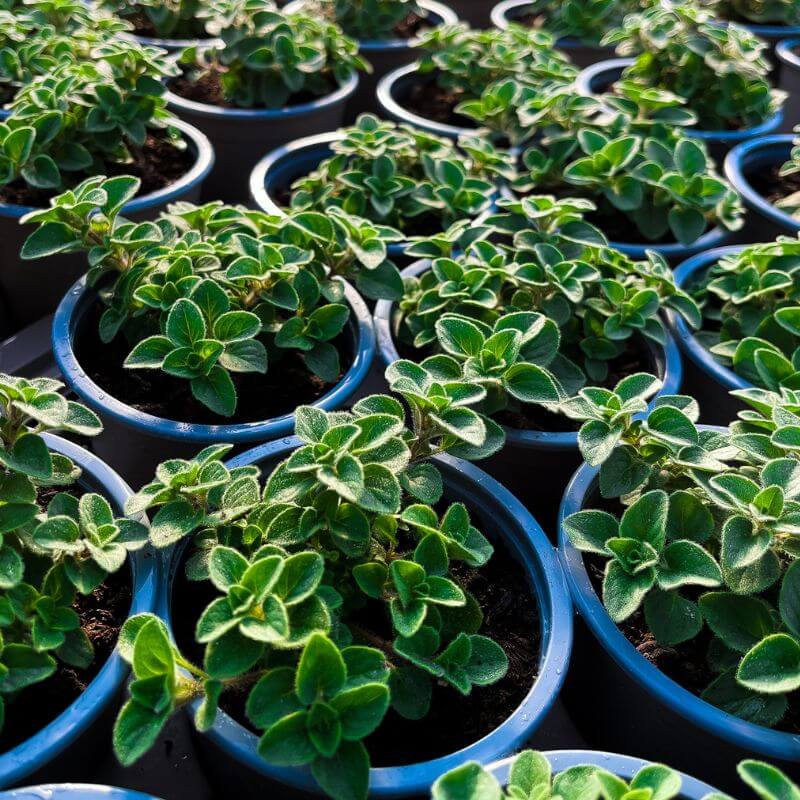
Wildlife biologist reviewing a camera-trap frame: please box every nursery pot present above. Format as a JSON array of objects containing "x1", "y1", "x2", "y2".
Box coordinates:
[
  {"x1": 0, "y1": 434, "x2": 159, "y2": 790},
  {"x1": 576, "y1": 58, "x2": 785, "y2": 159},
  {"x1": 285, "y1": 0, "x2": 457, "y2": 119},
  {"x1": 665, "y1": 245, "x2": 753, "y2": 426},
  {"x1": 490, "y1": 0, "x2": 615, "y2": 68},
  {"x1": 165, "y1": 70, "x2": 358, "y2": 204},
  {"x1": 377, "y1": 63, "x2": 479, "y2": 140},
  {"x1": 487, "y1": 750, "x2": 720, "y2": 796},
  {"x1": 2, "y1": 787, "x2": 162, "y2": 800},
  {"x1": 558, "y1": 461, "x2": 800, "y2": 792},
  {"x1": 374, "y1": 260, "x2": 683, "y2": 540},
  {"x1": 156, "y1": 437, "x2": 574, "y2": 799},
  {"x1": 724, "y1": 134, "x2": 800, "y2": 239},
  {"x1": 777, "y1": 39, "x2": 800, "y2": 131},
  {"x1": 52, "y1": 276, "x2": 376, "y2": 488},
  {"x1": 0, "y1": 118, "x2": 213, "y2": 334}
]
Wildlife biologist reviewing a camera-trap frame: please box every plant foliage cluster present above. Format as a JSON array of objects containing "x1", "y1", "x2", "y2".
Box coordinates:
[
  {"x1": 292, "y1": 0, "x2": 425, "y2": 42},
  {"x1": 287, "y1": 113, "x2": 515, "y2": 234},
  {"x1": 603, "y1": 2, "x2": 783, "y2": 130},
  {"x1": 708, "y1": 0, "x2": 800, "y2": 25},
  {"x1": 564, "y1": 373, "x2": 800, "y2": 728},
  {"x1": 98, "y1": 0, "x2": 208, "y2": 39},
  {"x1": 178, "y1": 0, "x2": 367, "y2": 109},
  {"x1": 0, "y1": 375, "x2": 149, "y2": 734}
]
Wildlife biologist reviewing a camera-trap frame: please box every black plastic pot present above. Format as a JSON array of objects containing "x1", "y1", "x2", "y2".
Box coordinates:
[
  {"x1": 0, "y1": 119, "x2": 213, "y2": 334},
  {"x1": 52, "y1": 276, "x2": 377, "y2": 488},
  {"x1": 777, "y1": 39, "x2": 800, "y2": 131},
  {"x1": 577, "y1": 58, "x2": 785, "y2": 161},
  {"x1": 166, "y1": 71, "x2": 358, "y2": 203},
  {"x1": 0, "y1": 434, "x2": 159, "y2": 790},
  {"x1": 490, "y1": 0, "x2": 616, "y2": 68},
  {"x1": 724, "y1": 134, "x2": 800, "y2": 240},
  {"x1": 374, "y1": 260, "x2": 684, "y2": 540},
  {"x1": 158, "y1": 437, "x2": 574, "y2": 799},
  {"x1": 286, "y1": 0, "x2": 457, "y2": 118},
  {"x1": 558, "y1": 462, "x2": 800, "y2": 792}
]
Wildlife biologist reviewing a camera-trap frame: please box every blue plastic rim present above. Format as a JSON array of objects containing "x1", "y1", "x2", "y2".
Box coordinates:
[
  {"x1": 0, "y1": 118, "x2": 214, "y2": 221},
  {"x1": 576, "y1": 58, "x2": 786, "y2": 145},
  {"x1": 166, "y1": 69, "x2": 359, "y2": 121},
  {"x1": 776, "y1": 37, "x2": 800, "y2": 70},
  {"x1": 667, "y1": 245, "x2": 753, "y2": 394},
  {"x1": 376, "y1": 63, "x2": 477, "y2": 140},
  {"x1": 724, "y1": 134, "x2": 800, "y2": 235},
  {"x1": 0, "y1": 434, "x2": 159, "y2": 789},
  {"x1": 373, "y1": 260, "x2": 683, "y2": 451},
  {"x1": 487, "y1": 750, "x2": 721, "y2": 796},
  {"x1": 52, "y1": 278, "x2": 376, "y2": 445},
  {"x1": 155, "y1": 437, "x2": 573, "y2": 798},
  {"x1": 1, "y1": 787, "x2": 163, "y2": 800},
  {"x1": 558, "y1": 457, "x2": 800, "y2": 763}
]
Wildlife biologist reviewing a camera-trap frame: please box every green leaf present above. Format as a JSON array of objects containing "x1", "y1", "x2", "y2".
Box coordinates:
[
  {"x1": 737, "y1": 634, "x2": 800, "y2": 695},
  {"x1": 166, "y1": 299, "x2": 206, "y2": 347},
  {"x1": 644, "y1": 589, "x2": 702, "y2": 646},
  {"x1": 296, "y1": 634, "x2": 346, "y2": 705},
  {"x1": 311, "y1": 740, "x2": 370, "y2": 800},
  {"x1": 191, "y1": 367, "x2": 237, "y2": 417},
  {"x1": 21, "y1": 222, "x2": 77, "y2": 260},
  {"x1": 700, "y1": 593, "x2": 776, "y2": 653}
]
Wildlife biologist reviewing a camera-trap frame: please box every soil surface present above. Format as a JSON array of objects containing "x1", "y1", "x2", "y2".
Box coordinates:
[
  {"x1": 75, "y1": 300, "x2": 348, "y2": 426},
  {"x1": 582, "y1": 493, "x2": 800, "y2": 735},
  {"x1": 170, "y1": 506, "x2": 541, "y2": 766},
  {"x1": 0, "y1": 130, "x2": 193, "y2": 207},
  {"x1": 403, "y1": 81, "x2": 477, "y2": 129},
  {"x1": 126, "y1": 9, "x2": 206, "y2": 39},
  {"x1": 392, "y1": 10, "x2": 430, "y2": 39},
  {"x1": 0, "y1": 567, "x2": 131, "y2": 753},
  {"x1": 169, "y1": 69, "x2": 337, "y2": 110},
  {"x1": 749, "y1": 164, "x2": 800, "y2": 209}
]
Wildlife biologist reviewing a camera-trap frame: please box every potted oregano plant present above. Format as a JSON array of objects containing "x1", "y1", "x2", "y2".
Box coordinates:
[
  {"x1": 667, "y1": 237, "x2": 800, "y2": 425},
  {"x1": 165, "y1": 0, "x2": 367, "y2": 203},
  {"x1": 377, "y1": 23, "x2": 578, "y2": 145},
  {"x1": 0, "y1": 373, "x2": 158, "y2": 789},
  {"x1": 558, "y1": 380, "x2": 800, "y2": 783},
  {"x1": 577, "y1": 3, "x2": 786, "y2": 155},
  {"x1": 95, "y1": 0, "x2": 216, "y2": 50},
  {"x1": 724, "y1": 129, "x2": 800, "y2": 240},
  {"x1": 110, "y1": 379, "x2": 573, "y2": 800},
  {"x1": 284, "y1": 0, "x2": 458, "y2": 116},
  {"x1": 490, "y1": 0, "x2": 634, "y2": 67},
  {"x1": 249, "y1": 113, "x2": 514, "y2": 260},
  {"x1": 0, "y1": 41, "x2": 213, "y2": 332},
  {"x1": 500, "y1": 84, "x2": 744, "y2": 261},
  {"x1": 22, "y1": 175, "x2": 398, "y2": 485},
  {"x1": 432, "y1": 749, "x2": 798, "y2": 800},
  {"x1": 374, "y1": 195, "x2": 696, "y2": 529}
]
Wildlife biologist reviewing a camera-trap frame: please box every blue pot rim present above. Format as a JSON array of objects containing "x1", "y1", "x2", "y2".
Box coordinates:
[
  {"x1": 666, "y1": 245, "x2": 753, "y2": 393},
  {"x1": 725, "y1": 134, "x2": 800, "y2": 234},
  {"x1": 576, "y1": 58, "x2": 785, "y2": 143},
  {"x1": 376, "y1": 63, "x2": 475, "y2": 141},
  {"x1": 2, "y1": 786, "x2": 162, "y2": 800},
  {"x1": 165, "y1": 68, "x2": 358, "y2": 120},
  {"x1": 284, "y1": 0, "x2": 457, "y2": 50},
  {"x1": 0, "y1": 434, "x2": 159, "y2": 789},
  {"x1": 777, "y1": 37, "x2": 800, "y2": 68},
  {"x1": 557, "y1": 455, "x2": 800, "y2": 761},
  {"x1": 156, "y1": 437, "x2": 573, "y2": 798},
  {"x1": 739, "y1": 22, "x2": 800, "y2": 38},
  {"x1": 52, "y1": 278, "x2": 376, "y2": 444},
  {"x1": 0, "y1": 118, "x2": 214, "y2": 220},
  {"x1": 373, "y1": 259, "x2": 683, "y2": 450},
  {"x1": 489, "y1": 0, "x2": 613, "y2": 50},
  {"x1": 487, "y1": 750, "x2": 721, "y2": 795}
]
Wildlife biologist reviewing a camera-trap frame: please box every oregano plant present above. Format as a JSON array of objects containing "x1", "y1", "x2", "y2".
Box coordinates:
[
  {"x1": 111, "y1": 367, "x2": 546, "y2": 798},
  {"x1": 97, "y1": 0, "x2": 208, "y2": 39},
  {"x1": 0, "y1": 373, "x2": 148, "y2": 735},
  {"x1": 563, "y1": 378, "x2": 800, "y2": 729},
  {"x1": 291, "y1": 0, "x2": 424, "y2": 41},
  {"x1": 20, "y1": 174, "x2": 405, "y2": 417}
]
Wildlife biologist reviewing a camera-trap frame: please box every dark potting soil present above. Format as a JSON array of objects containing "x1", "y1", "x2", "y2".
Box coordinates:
[
  {"x1": 0, "y1": 567, "x2": 131, "y2": 752},
  {"x1": 169, "y1": 69, "x2": 337, "y2": 110},
  {"x1": 74, "y1": 301, "x2": 348, "y2": 426},
  {"x1": 749, "y1": 164, "x2": 800, "y2": 209},
  {"x1": 392, "y1": 10, "x2": 430, "y2": 39},
  {"x1": 0, "y1": 131, "x2": 194, "y2": 207},
  {"x1": 581, "y1": 493, "x2": 800, "y2": 735},
  {"x1": 126, "y1": 9, "x2": 206, "y2": 39},
  {"x1": 170, "y1": 517, "x2": 541, "y2": 766},
  {"x1": 403, "y1": 81, "x2": 477, "y2": 129}
]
